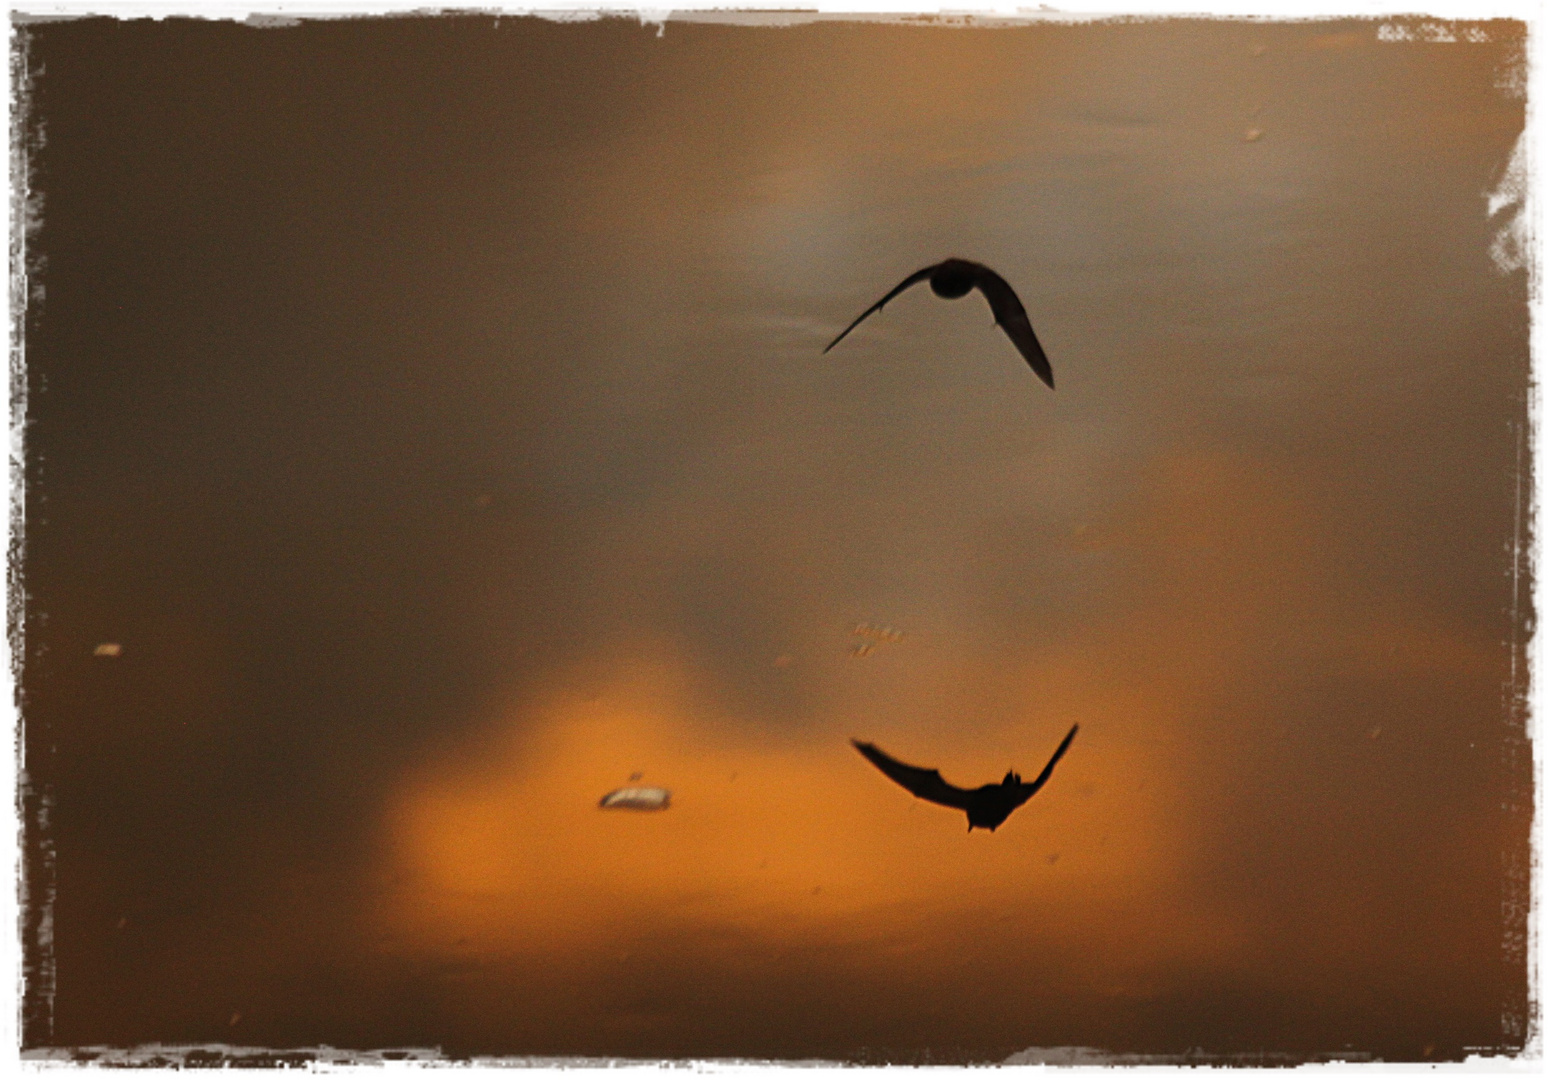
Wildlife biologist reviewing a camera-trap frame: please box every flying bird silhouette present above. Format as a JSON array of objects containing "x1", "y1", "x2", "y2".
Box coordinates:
[
  {"x1": 824, "y1": 258, "x2": 1054, "y2": 389},
  {"x1": 852, "y1": 724, "x2": 1078, "y2": 832}
]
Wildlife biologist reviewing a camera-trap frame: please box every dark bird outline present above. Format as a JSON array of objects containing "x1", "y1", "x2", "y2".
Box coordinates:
[
  {"x1": 851, "y1": 724, "x2": 1078, "y2": 831},
  {"x1": 824, "y1": 258, "x2": 1054, "y2": 389}
]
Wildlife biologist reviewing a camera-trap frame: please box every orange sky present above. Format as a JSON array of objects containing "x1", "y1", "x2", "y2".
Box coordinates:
[{"x1": 19, "y1": 13, "x2": 1530, "y2": 1062}]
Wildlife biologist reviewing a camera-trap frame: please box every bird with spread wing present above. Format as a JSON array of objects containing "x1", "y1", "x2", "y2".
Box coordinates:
[
  {"x1": 824, "y1": 258, "x2": 1055, "y2": 389},
  {"x1": 851, "y1": 724, "x2": 1078, "y2": 832}
]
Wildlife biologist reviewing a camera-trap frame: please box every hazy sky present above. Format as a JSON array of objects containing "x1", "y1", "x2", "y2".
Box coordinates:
[{"x1": 17, "y1": 14, "x2": 1531, "y2": 1062}]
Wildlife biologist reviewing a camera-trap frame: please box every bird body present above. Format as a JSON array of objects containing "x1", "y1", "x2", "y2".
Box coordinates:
[
  {"x1": 852, "y1": 724, "x2": 1078, "y2": 831},
  {"x1": 825, "y1": 258, "x2": 1055, "y2": 389}
]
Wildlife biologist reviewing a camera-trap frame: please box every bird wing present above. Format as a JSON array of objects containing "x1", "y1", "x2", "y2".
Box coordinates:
[
  {"x1": 968, "y1": 264, "x2": 1055, "y2": 389},
  {"x1": 1019, "y1": 724, "x2": 1079, "y2": 799},
  {"x1": 823, "y1": 264, "x2": 941, "y2": 354},
  {"x1": 852, "y1": 739, "x2": 974, "y2": 810}
]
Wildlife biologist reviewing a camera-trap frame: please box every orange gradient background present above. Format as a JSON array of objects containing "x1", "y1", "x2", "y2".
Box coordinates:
[{"x1": 19, "y1": 13, "x2": 1529, "y2": 1062}]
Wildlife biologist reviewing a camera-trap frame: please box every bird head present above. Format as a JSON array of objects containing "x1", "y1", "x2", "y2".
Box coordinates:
[
  {"x1": 929, "y1": 266, "x2": 975, "y2": 299},
  {"x1": 1003, "y1": 770, "x2": 1021, "y2": 786}
]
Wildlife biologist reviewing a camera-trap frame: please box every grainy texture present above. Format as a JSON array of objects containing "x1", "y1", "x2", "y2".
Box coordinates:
[{"x1": 15, "y1": 14, "x2": 1531, "y2": 1062}]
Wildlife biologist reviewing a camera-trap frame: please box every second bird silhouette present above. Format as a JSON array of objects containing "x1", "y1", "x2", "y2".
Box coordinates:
[
  {"x1": 825, "y1": 258, "x2": 1054, "y2": 389},
  {"x1": 852, "y1": 724, "x2": 1078, "y2": 832}
]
